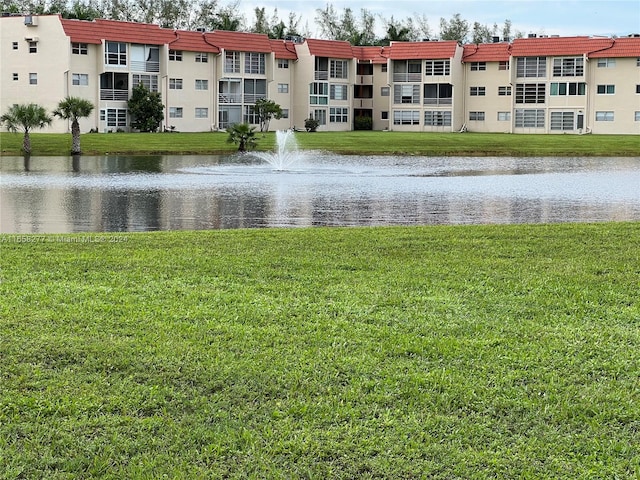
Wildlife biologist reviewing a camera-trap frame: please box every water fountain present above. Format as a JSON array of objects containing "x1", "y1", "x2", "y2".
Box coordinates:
[{"x1": 252, "y1": 130, "x2": 305, "y2": 171}]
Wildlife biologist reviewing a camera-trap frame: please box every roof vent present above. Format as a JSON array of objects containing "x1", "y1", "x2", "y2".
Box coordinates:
[
  {"x1": 492, "y1": 36, "x2": 500, "y2": 43},
  {"x1": 196, "y1": 27, "x2": 206, "y2": 32},
  {"x1": 284, "y1": 35, "x2": 304, "y2": 44},
  {"x1": 628, "y1": 33, "x2": 640, "y2": 38},
  {"x1": 528, "y1": 33, "x2": 537, "y2": 38}
]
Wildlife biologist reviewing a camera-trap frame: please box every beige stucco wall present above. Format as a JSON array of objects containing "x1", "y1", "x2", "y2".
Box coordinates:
[{"x1": 1, "y1": 15, "x2": 72, "y2": 133}]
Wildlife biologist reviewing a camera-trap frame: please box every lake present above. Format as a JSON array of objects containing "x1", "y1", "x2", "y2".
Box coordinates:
[{"x1": 1, "y1": 154, "x2": 639, "y2": 233}]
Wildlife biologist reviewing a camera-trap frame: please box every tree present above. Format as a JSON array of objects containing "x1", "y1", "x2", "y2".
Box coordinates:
[
  {"x1": 254, "y1": 99, "x2": 282, "y2": 132},
  {"x1": 226, "y1": 123, "x2": 257, "y2": 152},
  {"x1": 439, "y1": 13, "x2": 469, "y2": 43},
  {"x1": 53, "y1": 96, "x2": 94, "y2": 154},
  {"x1": 128, "y1": 83, "x2": 164, "y2": 132},
  {"x1": 315, "y1": 5, "x2": 376, "y2": 45},
  {"x1": 0, "y1": 103, "x2": 52, "y2": 155}
]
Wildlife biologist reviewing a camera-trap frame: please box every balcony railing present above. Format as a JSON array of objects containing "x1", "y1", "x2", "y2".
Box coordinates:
[
  {"x1": 243, "y1": 93, "x2": 266, "y2": 103},
  {"x1": 393, "y1": 73, "x2": 422, "y2": 82},
  {"x1": 424, "y1": 98, "x2": 453, "y2": 105},
  {"x1": 130, "y1": 60, "x2": 160, "y2": 73},
  {"x1": 219, "y1": 93, "x2": 242, "y2": 103},
  {"x1": 100, "y1": 89, "x2": 129, "y2": 101},
  {"x1": 315, "y1": 71, "x2": 329, "y2": 80}
]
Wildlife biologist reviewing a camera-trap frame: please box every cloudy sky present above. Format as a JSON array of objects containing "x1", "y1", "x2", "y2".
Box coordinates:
[{"x1": 234, "y1": 0, "x2": 640, "y2": 39}]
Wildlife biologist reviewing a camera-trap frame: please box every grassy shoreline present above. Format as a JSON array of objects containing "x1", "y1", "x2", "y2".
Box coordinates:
[
  {"x1": 1, "y1": 223, "x2": 639, "y2": 478},
  {"x1": 1, "y1": 131, "x2": 639, "y2": 156}
]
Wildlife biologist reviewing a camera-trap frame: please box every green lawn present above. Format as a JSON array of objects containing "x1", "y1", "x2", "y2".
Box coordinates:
[
  {"x1": 1, "y1": 130, "x2": 639, "y2": 156},
  {"x1": 1, "y1": 223, "x2": 639, "y2": 478}
]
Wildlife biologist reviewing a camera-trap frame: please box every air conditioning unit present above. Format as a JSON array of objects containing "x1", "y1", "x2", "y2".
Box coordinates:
[
  {"x1": 25, "y1": 36, "x2": 39, "y2": 42},
  {"x1": 24, "y1": 14, "x2": 37, "y2": 26}
]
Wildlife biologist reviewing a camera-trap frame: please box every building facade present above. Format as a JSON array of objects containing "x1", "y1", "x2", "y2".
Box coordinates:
[{"x1": 2, "y1": 14, "x2": 639, "y2": 135}]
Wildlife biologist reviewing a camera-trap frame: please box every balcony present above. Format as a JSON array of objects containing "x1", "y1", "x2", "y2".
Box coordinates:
[
  {"x1": 315, "y1": 71, "x2": 329, "y2": 80},
  {"x1": 100, "y1": 89, "x2": 128, "y2": 101},
  {"x1": 219, "y1": 93, "x2": 242, "y2": 103}
]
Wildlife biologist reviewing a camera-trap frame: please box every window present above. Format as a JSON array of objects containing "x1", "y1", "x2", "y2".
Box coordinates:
[
  {"x1": 243, "y1": 105, "x2": 260, "y2": 124},
  {"x1": 278, "y1": 59, "x2": 289, "y2": 69},
  {"x1": 29, "y1": 73, "x2": 37, "y2": 85},
  {"x1": 330, "y1": 59, "x2": 348, "y2": 79},
  {"x1": 516, "y1": 56, "x2": 546, "y2": 77},
  {"x1": 72, "y1": 73, "x2": 88, "y2": 86},
  {"x1": 195, "y1": 108, "x2": 208, "y2": 118},
  {"x1": 470, "y1": 86, "x2": 485, "y2": 96},
  {"x1": 225, "y1": 51, "x2": 240, "y2": 73},
  {"x1": 550, "y1": 82, "x2": 586, "y2": 95},
  {"x1": 29, "y1": 41, "x2": 37, "y2": 53},
  {"x1": 195, "y1": 52, "x2": 208, "y2": 63},
  {"x1": 424, "y1": 111, "x2": 451, "y2": 126},
  {"x1": 423, "y1": 83, "x2": 452, "y2": 105},
  {"x1": 278, "y1": 83, "x2": 289, "y2": 93},
  {"x1": 553, "y1": 57, "x2": 584, "y2": 77},
  {"x1": 310, "y1": 82, "x2": 328, "y2": 105},
  {"x1": 515, "y1": 109, "x2": 545, "y2": 127},
  {"x1": 470, "y1": 62, "x2": 486, "y2": 71},
  {"x1": 635, "y1": 111, "x2": 640, "y2": 121},
  {"x1": 169, "y1": 78, "x2": 182, "y2": 90},
  {"x1": 498, "y1": 61, "x2": 510, "y2": 71},
  {"x1": 515, "y1": 83, "x2": 546, "y2": 103},
  {"x1": 330, "y1": 84, "x2": 348, "y2": 100},
  {"x1": 381, "y1": 64, "x2": 388, "y2": 72},
  {"x1": 105, "y1": 41, "x2": 126, "y2": 65},
  {"x1": 312, "y1": 109, "x2": 327, "y2": 126},
  {"x1": 169, "y1": 107, "x2": 183, "y2": 118},
  {"x1": 498, "y1": 86, "x2": 511, "y2": 96},
  {"x1": 497, "y1": 112, "x2": 511, "y2": 121},
  {"x1": 195, "y1": 79, "x2": 208, "y2": 90},
  {"x1": 101, "y1": 108, "x2": 127, "y2": 127},
  {"x1": 12, "y1": 42, "x2": 18, "y2": 50},
  {"x1": 637, "y1": 58, "x2": 640, "y2": 67},
  {"x1": 281, "y1": 109, "x2": 289, "y2": 119},
  {"x1": 245, "y1": 52, "x2": 265, "y2": 74},
  {"x1": 425, "y1": 60, "x2": 450, "y2": 75},
  {"x1": 381, "y1": 86, "x2": 390, "y2": 96},
  {"x1": 597, "y1": 58, "x2": 615, "y2": 68},
  {"x1": 597, "y1": 84, "x2": 615, "y2": 94},
  {"x1": 329, "y1": 107, "x2": 348, "y2": 123},
  {"x1": 132, "y1": 74, "x2": 158, "y2": 92},
  {"x1": 550, "y1": 111, "x2": 575, "y2": 130},
  {"x1": 636, "y1": 85, "x2": 640, "y2": 94},
  {"x1": 381, "y1": 111, "x2": 388, "y2": 120},
  {"x1": 72, "y1": 42, "x2": 88, "y2": 55},
  {"x1": 394, "y1": 84, "x2": 420, "y2": 104},
  {"x1": 595, "y1": 111, "x2": 614, "y2": 121},
  {"x1": 393, "y1": 110, "x2": 420, "y2": 125},
  {"x1": 169, "y1": 50, "x2": 182, "y2": 61},
  {"x1": 469, "y1": 111, "x2": 485, "y2": 121},
  {"x1": 12, "y1": 73, "x2": 18, "y2": 81}
]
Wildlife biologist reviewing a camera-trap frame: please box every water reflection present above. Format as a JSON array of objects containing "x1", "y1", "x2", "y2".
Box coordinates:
[{"x1": 1, "y1": 154, "x2": 639, "y2": 233}]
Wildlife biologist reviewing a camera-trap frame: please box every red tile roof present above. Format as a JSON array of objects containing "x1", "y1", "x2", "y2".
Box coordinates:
[
  {"x1": 61, "y1": 17, "x2": 176, "y2": 45},
  {"x1": 353, "y1": 46, "x2": 389, "y2": 64},
  {"x1": 510, "y1": 36, "x2": 614, "y2": 57},
  {"x1": 205, "y1": 30, "x2": 272, "y2": 52},
  {"x1": 462, "y1": 42, "x2": 511, "y2": 62},
  {"x1": 306, "y1": 38, "x2": 354, "y2": 58},
  {"x1": 269, "y1": 39, "x2": 298, "y2": 60},
  {"x1": 588, "y1": 36, "x2": 640, "y2": 58},
  {"x1": 387, "y1": 40, "x2": 459, "y2": 60},
  {"x1": 170, "y1": 30, "x2": 219, "y2": 53}
]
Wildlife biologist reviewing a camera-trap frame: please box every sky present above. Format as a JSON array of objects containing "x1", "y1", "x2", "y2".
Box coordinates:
[{"x1": 234, "y1": 0, "x2": 640, "y2": 39}]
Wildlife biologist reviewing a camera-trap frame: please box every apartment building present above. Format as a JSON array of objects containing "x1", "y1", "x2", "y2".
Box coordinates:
[{"x1": 2, "y1": 14, "x2": 639, "y2": 135}]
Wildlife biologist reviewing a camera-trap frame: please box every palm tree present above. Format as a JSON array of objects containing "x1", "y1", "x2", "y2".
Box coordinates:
[
  {"x1": 53, "y1": 96, "x2": 94, "y2": 154},
  {"x1": 0, "y1": 103, "x2": 52, "y2": 155},
  {"x1": 226, "y1": 123, "x2": 257, "y2": 152}
]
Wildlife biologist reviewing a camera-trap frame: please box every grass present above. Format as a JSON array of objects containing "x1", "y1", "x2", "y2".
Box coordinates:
[
  {"x1": 1, "y1": 223, "x2": 639, "y2": 478},
  {"x1": 1, "y1": 130, "x2": 639, "y2": 156}
]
